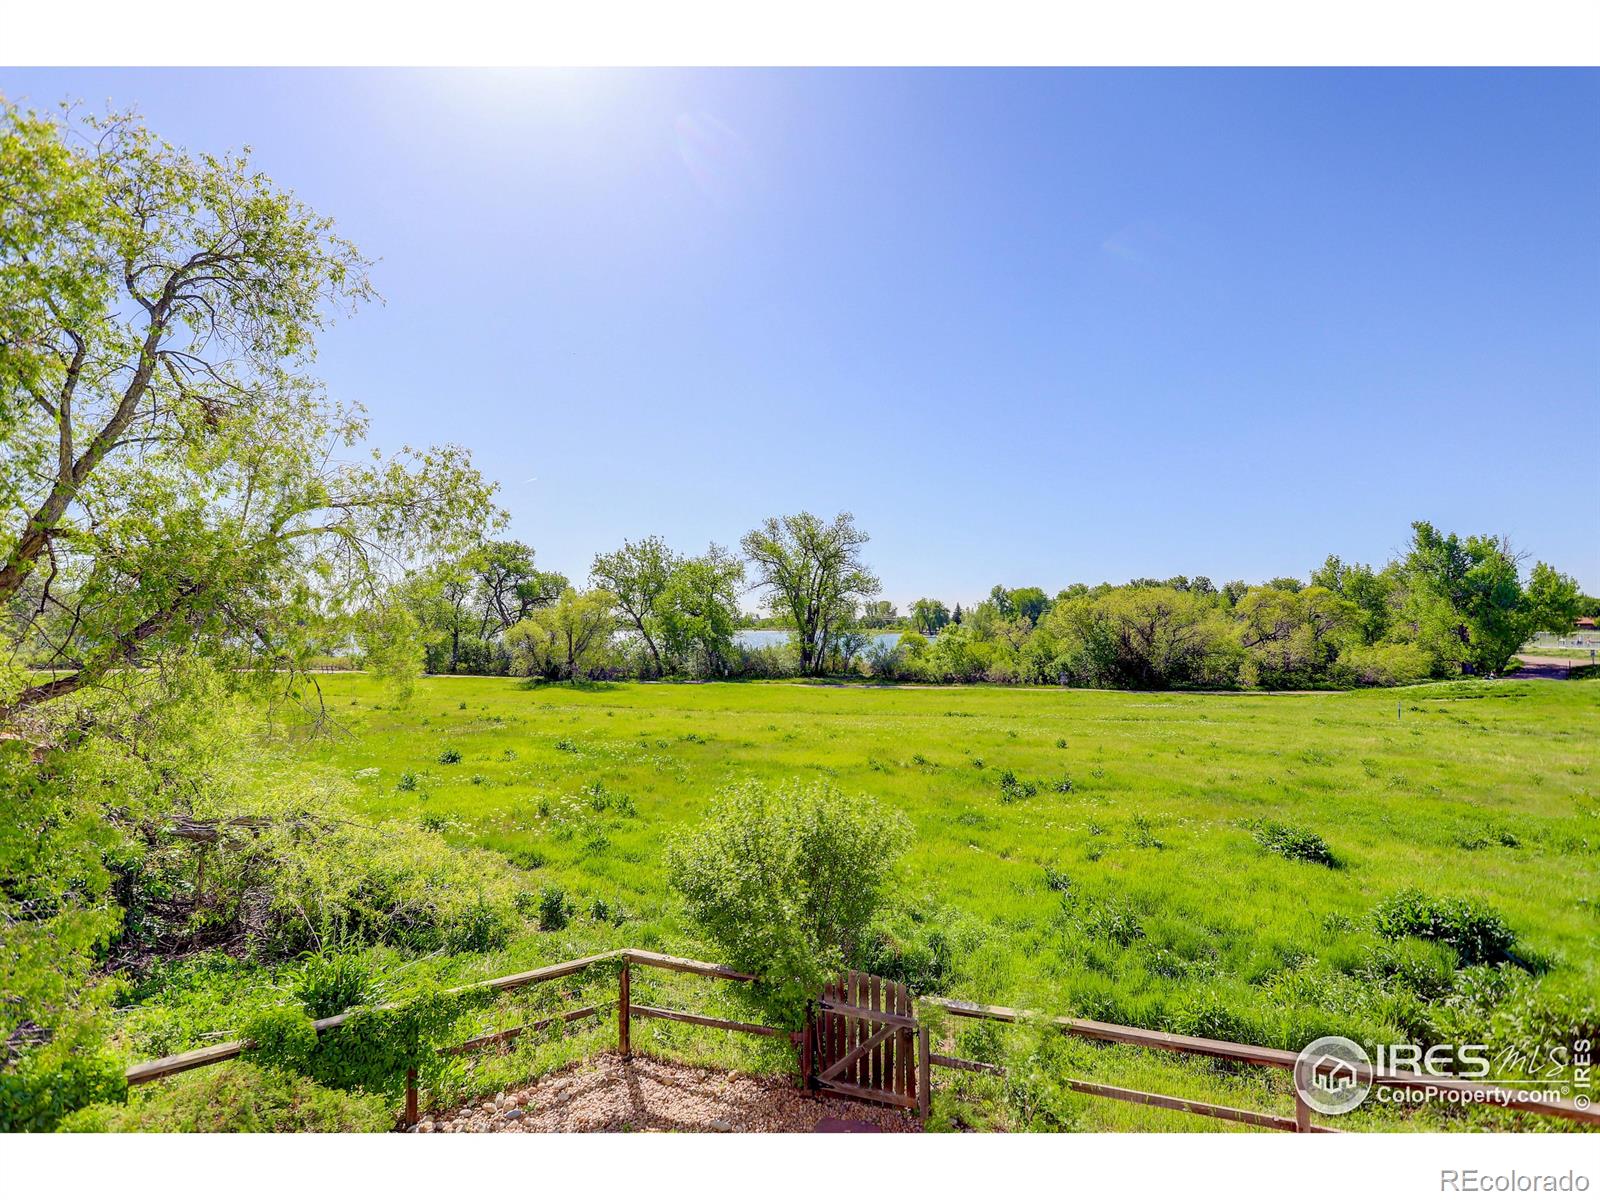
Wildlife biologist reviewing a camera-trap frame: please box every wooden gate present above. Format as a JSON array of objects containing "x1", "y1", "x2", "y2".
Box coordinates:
[{"x1": 810, "y1": 970, "x2": 921, "y2": 1110}]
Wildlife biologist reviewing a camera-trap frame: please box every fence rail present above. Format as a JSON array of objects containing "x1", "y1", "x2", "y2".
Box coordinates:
[
  {"x1": 120, "y1": 947, "x2": 1600, "y2": 1132},
  {"x1": 919, "y1": 995, "x2": 1596, "y2": 1131}
]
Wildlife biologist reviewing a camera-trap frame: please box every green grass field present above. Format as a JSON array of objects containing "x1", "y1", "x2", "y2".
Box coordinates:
[
  {"x1": 122, "y1": 673, "x2": 1599, "y2": 1131},
  {"x1": 262, "y1": 673, "x2": 1597, "y2": 1127}
]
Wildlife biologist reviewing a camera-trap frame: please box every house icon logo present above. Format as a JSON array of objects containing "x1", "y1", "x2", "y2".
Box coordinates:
[{"x1": 1295, "y1": 1036, "x2": 1372, "y2": 1115}]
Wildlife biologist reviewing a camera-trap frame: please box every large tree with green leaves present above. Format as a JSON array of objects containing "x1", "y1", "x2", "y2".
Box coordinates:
[
  {"x1": 740, "y1": 511, "x2": 880, "y2": 675},
  {"x1": 505, "y1": 587, "x2": 617, "y2": 681},
  {"x1": 656, "y1": 545, "x2": 744, "y2": 677},
  {"x1": 472, "y1": 539, "x2": 564, "y2": 638},
  {"x1": 909, "y1": 597, "x2": 950, "y2": 634},
  {"x1": 590, "y1": 535, "x2": 677, "y2": 677},
  {"x1": 1396, "y1": 522, "x2": 1577, "y2": 675},
  {"x1": 0, "y1": 101, "x2": 496, "y2": 721}
]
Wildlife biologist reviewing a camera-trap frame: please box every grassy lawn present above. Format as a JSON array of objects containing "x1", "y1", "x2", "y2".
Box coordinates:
[
  {"x1": 232, "y1": 672, "x2": 1595, "y2": 1128},
  {"x1": 119, "y1": 673, "x2": 1598, "y2": 1131}
]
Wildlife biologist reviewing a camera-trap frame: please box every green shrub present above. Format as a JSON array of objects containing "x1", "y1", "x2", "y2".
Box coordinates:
[
  {"x1": 289, "y1": 947, "x2": 372, "y2": 1024},
  {"x1": 1369, "y1": 936, "x2": 1459, "y2": 1000},
  {"x1": 667, "y1": 778, "x2": 911, "y2": 1022},
  {"x1": 1373, "y1": 889, "x2": 1517, "y2": 966},
  {"x1": 1250, "y1": 820, "x2": 1336, "y2": 866},
  {"x1": 537, "y1": 886, "x2": 569, "y2": 931},
  {"x1": 244, "y1": 983, "x2": 488, "y2": 1100},
  {"x1": 248, "y1": 803, "x2": 525, "y2": 958},
  {"x1": 997, "y1": 769, "x2": 1036, "y2": 804},
  {"x1": 863, "y1": 905, "x2": 959, "y2": 994},
  {"x1": 242, "y1": 1006, "x2": 320, "y2": 1073},
  {"x1": 1081, "y1": 896, "x2": 1145, "y2": 946},
  {"x1": 1332, "y1": 643, "x2": 1435, "y2": 687},
  {"x1": 0, "y1": 1048, "x2": 127, "y2": 1133},
  {"x1": 437, "y1": 747, "x2": 462, "y2": 765},
  {"x1": 1001, "y1": 1031, "x2": 1084, "y2": 1131},
  {"x1": 57, "y1": 1062, "x2": 393, "y2": 1132}
]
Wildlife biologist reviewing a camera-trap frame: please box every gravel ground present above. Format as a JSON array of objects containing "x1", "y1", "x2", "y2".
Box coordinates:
[{"x1": 413, "y1": 1053, "x2": 922, "y2": 1133}]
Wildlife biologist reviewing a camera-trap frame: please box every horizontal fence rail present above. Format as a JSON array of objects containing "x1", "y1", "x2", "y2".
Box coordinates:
[
  {"x1": 920, "y1": 995, "x2": 1598, "y2": 1131},
  {"x1": 119, "y1": 948, "x2": 1600, "y2": 1133}
]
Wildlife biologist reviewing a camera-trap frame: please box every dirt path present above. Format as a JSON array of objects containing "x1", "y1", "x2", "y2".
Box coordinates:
[{"x1": 413, "y1": 1052, "x2": 920, "y2": 1133}]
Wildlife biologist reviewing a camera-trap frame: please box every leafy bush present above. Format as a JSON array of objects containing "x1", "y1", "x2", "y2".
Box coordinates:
[
  {"x1": 437, "y1": 747, "x2": 462, "y2": 765},
  {"x1": 57, "y1": 1062, "x2": 393, "y2": 1132},
  {"x1": 537, "y1": 886, "x2": 568, "y2": 931},
  {"x1": 288, "y1": 950, "x2": 373, "y2": 1019},
  {"x1": 1331, "y1": 642, "x2": 1435, "y2": 687},
  {"x1": 997, "y1": 769, "x2": 1036, "y2": 804},
  {"x1": 1001, "y1": 1031, "x2": 1084, "y2": 1131},
  {"x1": 236, "y1": 787, "x2": 526, "y2": 958},
  {"x1": 863, "y1": 904, "x2": 965, "y2": 994},
  {"x1": 0, "y1": 1047, "x2": 127, "y2": 1133},
  {"x1": 1043, "y1": 866, "x2": 1072, "y2": 894},
  {"x1": 1250, "y1": 820, "x2": 1336, "y2": 866},
  {"x1": 243, "y1": 982, "x2": 489, "y2": 1099},
  {"x1": 1373, "y1": 889, "x2": 1518, "y2": 966},
  {"x1": 1081, "y1": 896, "x2": 1145, "y2": 946},
  {"x1": 667, "y1": 778, "x2": 911, "y2": 1022}
]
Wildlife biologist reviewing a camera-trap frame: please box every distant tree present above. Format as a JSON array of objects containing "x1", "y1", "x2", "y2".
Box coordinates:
[
  {"x1": 1220, "y1": 580, "x2": 1250, "y2": 607},
  {"x1": 398, "y1": 557, "x2": 479, "y2": 674},
  {"x1": 1044, "y1": 586, "x2": 1236, "y2": 688},
  {"x1": 952, "y1": 603, "x2": 964, "y2": 625},
  {"x1": 1395, "y1": 521, "x2": 1571, "y2": 674},
  {"x1": 657, "y1": 546, "x2": 744, "y2": 676},
  {"x1": 474, "y1": 540, "x2": 564, "y2": 637},
  {"x1": 1310, "y1": 555, "x2": 1393, "y2": 647},
  {"x1": 1524, "y1": 562, "x2": 1582, "y2": 636},
  {"x1": 740, "y1": 512, "x2": 880, "y2": 675},
  {"x1": 1265, "y1": 576, "x2": 1304, "y2": 594},
  {"x1": 505, "y1": 588, "x2": 617, "y2": 681},
  {"x1": 910, "y1": 598, "x2": 951, "y2": 634},
  {"x1": 591, "y1": 536, "x2": 678, "y2": 677},
  {"x1": 988, "y1": 585, "x2": 1017, "y2": 618},
  {"x1": 861, "y1": 600, "x2": 898, "y2": 628},
  {"x1": 1008, "y1": 586, "x2": 1051, "y2": 624},
  {"x1": 1234, "y1": 585, "x2": 1353, "y2": 688}
]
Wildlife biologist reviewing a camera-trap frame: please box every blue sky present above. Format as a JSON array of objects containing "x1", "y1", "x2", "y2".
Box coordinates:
[{"x1": 5, "y1": 68, "x2": 1596, "y2": 603}]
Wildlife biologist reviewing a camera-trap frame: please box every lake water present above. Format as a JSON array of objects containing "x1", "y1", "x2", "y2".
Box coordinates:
[{"x1": 735, "y1": 629, "x2": 906, "y2": 650}]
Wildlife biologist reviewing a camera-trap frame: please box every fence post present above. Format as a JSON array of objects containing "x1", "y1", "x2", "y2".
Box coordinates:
[
  {"x1": 405, "y1": 1067, "x2": 418, "y2": 1128},
  {"x1": 917, "y1": 1022, "x2": 931, "y2": 1121},
  {"x1": 1294, "y1": 1090, "x2": 1312, "y2": 1132},
  {"x1": 618, "y1": 955, "x2": 631, "y2": 1059},
  {"x1": 799, "y1": 1006, "x2": 814, "y2": 1087}
]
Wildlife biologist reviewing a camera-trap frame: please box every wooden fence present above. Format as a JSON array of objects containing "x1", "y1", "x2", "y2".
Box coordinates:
[
  {"x1": 122, "y1": 947, "x2": 1599, "y2": 1132},
  {"x1": 920, "y1": 995, "x2": 1598, "y2": 1132}
]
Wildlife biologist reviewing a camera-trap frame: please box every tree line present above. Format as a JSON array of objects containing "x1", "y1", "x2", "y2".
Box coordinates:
[{"x1": 382, "y1": 514, "x2": 1590, "y2": 690}]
